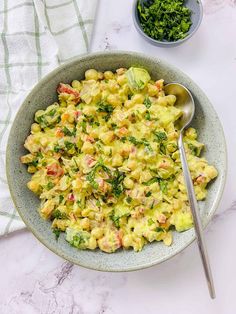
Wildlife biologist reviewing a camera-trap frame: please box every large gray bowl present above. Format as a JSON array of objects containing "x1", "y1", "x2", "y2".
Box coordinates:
[
  {"x1": 6, "y1": 51, "x2": 227, "y2": 271},
  {"x1": 133, "y1": 0, "x2": 203, "y2": 47}
]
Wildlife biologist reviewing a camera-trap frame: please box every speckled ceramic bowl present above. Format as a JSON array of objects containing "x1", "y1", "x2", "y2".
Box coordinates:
[
  {"x1": 133, "y1": 0, "x2": 203, "y2": 47},
  {"x1": 6, "y1": 51, "x2": 226, "y2": 272}
]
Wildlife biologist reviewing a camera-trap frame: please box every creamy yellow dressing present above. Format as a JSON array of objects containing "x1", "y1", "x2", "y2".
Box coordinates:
[{"x1": 21, "y1": 67, "x2": 218, "y2": 253}]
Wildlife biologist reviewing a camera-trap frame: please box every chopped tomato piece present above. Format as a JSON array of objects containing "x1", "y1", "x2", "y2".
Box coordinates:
[
  {"x1": 85, "y1": 135, "x2": 95, "y2": 143},
  {"x1": 85, "y1": 155, "x2": 96, "y2": 167},
  {"x1": 68, "y1": 193, "x2": 75, "y2": 201},
  {"x1": 46, "y1": 163, "x2": 64, "y2": 177},
  {"x1": 75, "y1": 110, "x2": 82, "y2": 118},
  {"x1": 57, "y1": 83, "x2": 80, "y2": 102}
]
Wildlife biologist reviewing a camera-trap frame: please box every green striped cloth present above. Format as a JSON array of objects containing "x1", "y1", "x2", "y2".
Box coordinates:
[{"x1": 0, "y1": 0, "x2": 98, "y2": 236}]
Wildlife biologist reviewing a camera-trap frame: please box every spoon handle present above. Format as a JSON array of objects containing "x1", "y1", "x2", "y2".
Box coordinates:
[{"x1": 178, "y1": 132, "x2": 216, "y2": 299}]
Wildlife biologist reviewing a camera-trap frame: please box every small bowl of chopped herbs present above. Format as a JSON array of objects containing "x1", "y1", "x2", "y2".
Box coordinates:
[{"x1": 133, "y1": 0, "x2": 203, "y2": 47}]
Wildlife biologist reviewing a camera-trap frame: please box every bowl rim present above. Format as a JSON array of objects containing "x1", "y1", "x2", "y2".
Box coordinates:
[
  {"x1": 132, "y1": 0, "x2": 203, "y2": 46},
  {"x1": 6, "y1": 50, "x2": 227, "y2": 272}
]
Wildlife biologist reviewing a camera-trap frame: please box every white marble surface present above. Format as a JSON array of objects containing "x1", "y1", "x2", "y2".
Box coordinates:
[{"x1": 1, "y1": 0, "x2": 236, "y2": 313}]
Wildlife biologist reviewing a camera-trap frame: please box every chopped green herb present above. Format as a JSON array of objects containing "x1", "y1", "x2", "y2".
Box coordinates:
[
  {"x1": 145, "y1": 111, "x2": 151, "y2": 120},
  {"x1": 97, "y1": 102, "x2": 114, "y2": 121},
  {"x1": 160, "y1": 143, "x2": 166, "y2": 155},
  {"x1": 188, "y1": 143, "x2": 198, "y2": 156},
  {"x1": 156, "y1": 227, "x2": 164, "y2": 233},
  {"x1": 143, "y1": 177, "x2": 168, "y2": 193},
  {"x1": 128, "y1": 136, "x2": 151, "y2": 150},
  {"x1": 111, "y1": 123, "x2": 117, "y2": 130},
  {"x1": 106, "y1": 169, "x2": 125, "y2": 198},
  {"x1": 120, "y1": 136, "x2": 127, "y2": 143},
  {"x1": 143, "y1": 177, "x2": 159, "y2": 186},
  {"x1": 86, "y1": 171, "x2": 99, "y2": 189},
  {"x1": 36, "y1": 152, "x2": 43, "y2": 158},
  {"x1": 54, "y1": 144, "x2": 61, "y2": 153},
  {"x1": 48, "y1": 108, "x2": 56, "y2": 116},
  {"x1": 150, "y1": 200, "x2": 155, "y2": 209},
  {"x1": 86, "y1": 161, "x2": 110, "y2": 190},
  {"x1": 35, "y1": 115, "x2": 47, "y2": 127},
  {"x1": 109, "y1": 210, "x2": 129, "y2": 228},
  {"x1": 137, "y1": 0, "x2": 192, "y2": 42},
  {"x1": 144, "y1": 97, "x2": 152, "y2": 108},
  {"x1": 72, "y1": 234, "x2": 86, "y2": 247},
  {"x1": 29, "y1": 160, "x2": 38, "y2": 167},
  {"x1": 63, "y1": 126, "x2": 76, "y2": 137},
  {"x1": 51, "y1": 209, "x2": 67, "y2": 219},
  {"x1": 145, "y1": 191, "x2": 152, "y2": 197},
  {"x1": 109, "y1": 210, "x2": 121, "y2": 228},
  {"x1": 159, "y1": 180, "x2": 168, "y2": 194},
  {"x1": 128, "y1": 93, "x2": 133, "y2": 100},
  {"x1": 53, "y1": 228, "x2": 61, "y2": 240},
  {"x1": 154, "y1": 131, "x2": 167, "y2": 142},
  {"x1": 64, "y1": 141, "x2": 75, "y2": 151},
  {"x1": 148, "y1": 218, "x2": 154, "y2": 226},
  {"x1": 126, "y1": 196, "x2": 132, "y2": 203},
  {"x1": 59, "y1": 195, "x2": 64, "y2": 204},
  {"x1": 46, "y1": 182, "x2": 55, "y2": 190},
  {"x1": 81, "y1": 120, "x2": 87, "y2": 133}
]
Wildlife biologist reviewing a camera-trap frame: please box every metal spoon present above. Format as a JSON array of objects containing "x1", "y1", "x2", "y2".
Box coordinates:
[{"x1": 164, "y1": 83, "x2": 216, "y2": 299}]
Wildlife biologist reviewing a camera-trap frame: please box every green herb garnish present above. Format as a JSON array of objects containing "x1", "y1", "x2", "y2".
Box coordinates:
[
  {"x1": 156, "y1": 227, "x2": 165, "y2": 233},
  {"x1": 48, "y1": 108, "x2": 56, "y2": 116},
  {"x1": 53, "y1": 228, "x2": 61, "y2": 240},
  {"x1": 51, "y1": 209, "x2": 67, "y2": 220},
  {"x1": 97, "y1": 102, "x2": 114, "y2": 121},
  {"x1": 128, "y1": 136, "x2": 151, "y2": 149},
  {"x1": 154, "y1": 131, "x2": 167, "y2": 142},
  {"x1": 63, "y1": 126, "x2": 76, "y2": 137},
  {"x1": 160, "y1": 143, "x2": 166, "y2": 155},
  {"x1": 188, "y1": 143, "x2": 199, "y2": 156},
  {"x1": 64, "y1": 141, "x2": 75, "y2": 151},
  {"x1": 59, "y1": 195, "x2": 64, "y2": 204},
  {"x1": 106, "y1": 170, "x2": 125, "y2": 198},
  {"x1": 159, "y1": 180, "x2": 168, "y2": 193},
  {"x1": 126, "y1": 196, "x2": 133, "y2": 203},
  {"x1": 143, "y1": 177, "x2": 168, "y2": 194},
  {"x1": 54, "y1": 144, "x2": 61, "y2": 153},
  {"x1": 81, "y1": 120, "x2": 87, "y2": 133},
  {"x1": 145, "y1": 111, "x2": 151, "y2": 120},
  {"x1": 148, "y1": 218, "x2": 154, "y2": 226},
  {"x1": 145, "y1": 191, "x2": 152, "y2": 197},
  {"x1": 137, "y1": 0, "x2": 192, "y2": 42},
  {"x1": 46, "y1": 182, "x2": 55, "y2": 190},
  {"x1": 144, "y1": 96, "x2": 152, "y2": 108},
  {"x1": 109, "y1": 210, "x2": 121, "y2": 228}
]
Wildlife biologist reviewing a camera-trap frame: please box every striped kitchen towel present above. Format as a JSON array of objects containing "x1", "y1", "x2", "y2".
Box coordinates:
[{"x1": 0, "y1": 0, "x2": 98, "y2": 236}]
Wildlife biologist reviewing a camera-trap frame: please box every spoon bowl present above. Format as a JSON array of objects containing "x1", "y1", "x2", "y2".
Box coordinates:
[{"x1": 165, "y1": 83, "x2": 195, "y2": 131}]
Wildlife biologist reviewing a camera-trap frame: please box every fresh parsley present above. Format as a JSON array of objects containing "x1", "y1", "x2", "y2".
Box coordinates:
[
  {"x1": 144, "y1": 96, "x2": 152, "y2": 108},
  {"x1": 97, "y1": 101, "x2": 114, "y2": 122},
  {"x1": 154, "y1": 131, "x2": 167, "y2": 142},
  {"x1": 51, "y1": 209, "x2": 67, "y2": 220},
  {"x1": 106, "y1": 170, "x2": 125, "y2": 198},
  {"x1": 143, "y1": 177, "x2": 168, "y2": 194},
  {"x1": 137, "y1": 0, "x2": 192, "y2": 42},
  {"x1": 188, "y1": 143, "x2": 199, "y2": 156},
  {"x1": 126, "y1": 196, "x2": 133, "y2": 204},
  {"x1": 53, "y1": 228, "x2": 61, "y2": 240},
  {"x1": 62, "y1": 126, "x2": 76, "y2": 137}
]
